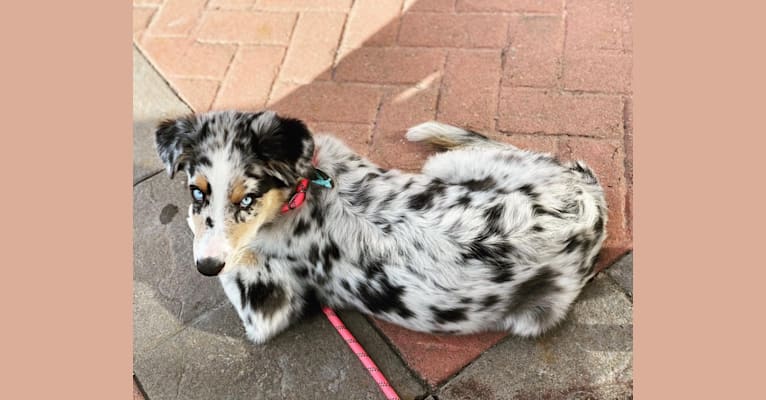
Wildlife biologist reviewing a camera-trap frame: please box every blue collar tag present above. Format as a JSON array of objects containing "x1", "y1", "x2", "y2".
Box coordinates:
[{"x1": 311, "y1": 168, "x2": 334, "y2": 189}]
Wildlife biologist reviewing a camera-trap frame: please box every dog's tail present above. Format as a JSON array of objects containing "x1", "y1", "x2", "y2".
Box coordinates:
[{"x1": 405, "y1": 121, "x2": 500, "y2": 150}]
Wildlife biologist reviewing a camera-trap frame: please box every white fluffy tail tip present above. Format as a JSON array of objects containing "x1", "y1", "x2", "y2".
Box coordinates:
[{"x1": 406, "y1": 121, "x2": 463, "y2": 142}]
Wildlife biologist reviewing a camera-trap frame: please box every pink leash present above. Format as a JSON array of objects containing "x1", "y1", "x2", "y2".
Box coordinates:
[
  {"x1": 322, "y1": 307, "x2": 400, "y2": 400},
  {"x1": 287, "y1": 152, "x2": 398, "y2": 399}
]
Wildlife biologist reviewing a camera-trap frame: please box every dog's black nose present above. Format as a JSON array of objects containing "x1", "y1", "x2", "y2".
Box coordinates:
[{"x1": 196, "y1": 258, "x2": 225, "y2": 276}]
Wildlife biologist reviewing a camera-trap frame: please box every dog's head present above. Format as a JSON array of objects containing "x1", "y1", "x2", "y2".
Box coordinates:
[{"x1": 155, "y1": 110, "x2": 314, "y2": 276}]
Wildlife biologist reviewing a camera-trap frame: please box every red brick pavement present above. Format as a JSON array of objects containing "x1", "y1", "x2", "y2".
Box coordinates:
[
  {"x1": 133, "y1": 378, "x2": 144, "y2": 400},
  {"x1": 134, "y1": 0, "x2": 632, "y2": 386}
]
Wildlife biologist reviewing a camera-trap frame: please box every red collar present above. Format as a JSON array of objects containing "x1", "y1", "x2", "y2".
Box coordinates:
[
  {"x1": 280, "y1": 178, "x2": 310, "y2": 214},
  {"x1": 280, "y1": 149, "x2": 331, "y2": 214}
]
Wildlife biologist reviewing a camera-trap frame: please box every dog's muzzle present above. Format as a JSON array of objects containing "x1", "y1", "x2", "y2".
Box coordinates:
[{"x1": 196, "y1": 258, "x2": 225, "y2": 276}]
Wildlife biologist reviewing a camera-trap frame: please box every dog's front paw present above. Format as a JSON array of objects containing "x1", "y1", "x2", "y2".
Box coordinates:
[{"x1": 244, "y1": 326, "x2": 273, "y2": 345}]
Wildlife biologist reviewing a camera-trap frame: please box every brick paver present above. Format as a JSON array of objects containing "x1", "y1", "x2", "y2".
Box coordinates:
[
  {"x1": 154, "y1": 40, "x2": 236, "y2": 79},
  {"x1": 405, "y1": 0, "x2": 454, "y2": 12},
  {"x1": 340, "y1": 0, "x2": 403, "y2": 50},
  {"x1": 376, "y1": 85, "x2": 440, "y2": 132},
  {"x1": 398, "y1": 13, "x2": 509, "y2": 48},
  {"x1": 497, "y1": 88, "x2": 624, "y2": 137},
  {"x1": 133, "y1": 7, "x2": 157, "y2": 39},
  {"x1": 438, "y1": 49, "x2": 502, "y2": 130},
  {"x1": 336, "y1": 47, "x2": 446, "y2": 84},
  {"x1": 196, "y1": 10, "x2": 297, "y2": 44},
  {"x1": 134, "y1": 0, "x2": 633, "y2": 387},
  {"x1": 279, "y1": 12, "x2": 346, "y2": 83},
  {"x1": 505, "y1": 14, "x2": 563, "y2": 88},
  {"x1": 567, "y1": 0, "x2": 631, "y2": 52},
  {"x1": 208, "y1": 0, "x2": 256, "y2": 10},
  {"x1": 494, "y1": 133, "x2": 559, "y2": 155},
  {"x1": 254, "y1": 0, "x2": 353, "y2": 12},
  {"x1": 456, "y1": 0, "x2": 562, "y2": 13},
  {"x1": 148, "y1": 0, "x2": 206, "y2": 36},
  {"x1": 308, "y1": 121, "x2": 374, "y2": 156},
  {"x1": 269, "y1": 81, "x2": 384, "y2": 123},
  {"x1": 171, "y1": 77, "x2": 220, "y2": 111},
  {"x1": 563, "y1": 52, "x2": 632, "y2": 93},
  {"x1": 213, "y1": 46, "x2": 284, "y2": 109},
  {"x1": 374, "y1": 320, "x2": 507, "y2": 386}
]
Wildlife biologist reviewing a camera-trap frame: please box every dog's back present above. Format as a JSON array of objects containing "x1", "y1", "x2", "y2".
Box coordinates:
[{"x1": 303, "y1": 124, "x2": 606, "y2": 337}]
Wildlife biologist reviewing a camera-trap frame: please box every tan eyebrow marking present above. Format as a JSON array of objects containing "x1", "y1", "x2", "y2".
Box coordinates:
[
  {"x1": 229, "y1": 179, "x2": 247, "y2": 204},
  {"x1": 193, "y1": 175, "x2": 209, "y2": 194}
]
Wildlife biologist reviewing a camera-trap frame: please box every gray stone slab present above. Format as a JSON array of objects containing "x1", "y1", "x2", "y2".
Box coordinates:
[
  {"x1": 133, "y1": 172, "x2": 227, "y2": 332},
  {"x1": 133, "y1": 46, "x2": 192, "y2": 184},
  {"x1": 133, "y1": 281, "x2": 184, "y2": 353},
  {"x1": 606, "y1": 252, "x2": 633, "y2": 298},
  {"x1": 438, "y1": 275, "x2": 633, "y2": 400},
  {"x1": 135, "y1": 303, "x2": 428, "y2": 400}
]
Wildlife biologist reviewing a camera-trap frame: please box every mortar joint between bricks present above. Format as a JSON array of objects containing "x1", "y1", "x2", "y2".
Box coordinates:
[
  {"x1": 433, "y1": 51, "x2": 450, "y2": 121},
  {"x1": 208, "y1": 43, "x2": 240, "y2": 110},
  {"x1": 367, "y1": 93, "x2": 387, "y2": 152},
  {"x1": 394, "y1": 0, "x2": 407, "y2": 44},
  {"x1": 329, "y1": 7, "x2": 352, "y2": 80},
  {"x1": 493, "y1": 21, "x2": 513, "y2": 132},
  {"x1": 557, "y1": 0, "x2": 569, "y2": 90},
  {"x1": 265, "y1": 35, "x2": 294, "y2": 105}
]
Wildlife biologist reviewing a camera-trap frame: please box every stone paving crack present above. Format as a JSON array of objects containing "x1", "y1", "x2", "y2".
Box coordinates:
[
  {"x1": 175, "y1": 354, "x2": 186, "y2": 400},
  {"x1": 134, "y1": 169, "x2": 164, "y2": 187}
]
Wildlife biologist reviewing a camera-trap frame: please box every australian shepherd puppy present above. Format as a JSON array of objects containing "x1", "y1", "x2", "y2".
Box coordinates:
[{"x1": 155, "y1": 110, "x2": 607, "y2": 343}]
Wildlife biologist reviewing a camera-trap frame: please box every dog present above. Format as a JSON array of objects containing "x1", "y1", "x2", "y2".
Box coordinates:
[{"x1": 155, "y1": 110, "x2": 607, "y2": 343}]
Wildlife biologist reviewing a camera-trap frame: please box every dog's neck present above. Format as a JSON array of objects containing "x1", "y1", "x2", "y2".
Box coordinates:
[
  {"x1": 248, "y1": 138, "x2": 416, "y2": 269},
  {"x1": 253, "y1": 162, "x2": 391, "y2": 259},
  {"x1": 280, "y1": 168, "x2": 333, "y2": 214}
]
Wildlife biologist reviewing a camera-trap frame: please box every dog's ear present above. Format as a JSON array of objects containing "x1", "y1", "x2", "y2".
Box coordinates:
[
  {"x1": 155, "y1": 115, "x2": 198, "y2": 179},
  {"x1": 249, "y1": 111, "x2": 314, "y2": 186}
]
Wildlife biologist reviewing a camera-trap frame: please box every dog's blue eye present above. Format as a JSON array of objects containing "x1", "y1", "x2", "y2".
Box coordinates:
[
  {"x1": 240, "y1": 195, "x2": 254, "y2": 208},
  {"x1": 192, "y1": 188, "x2": 204, "y2": 202}
]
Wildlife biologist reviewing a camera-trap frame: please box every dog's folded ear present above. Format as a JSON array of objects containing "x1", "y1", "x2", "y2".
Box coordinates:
[
  {"x1": 249, "y1": 111, "x2": 314, "y2": 186},
  {"x1": 155, "y1": 115, "x2": 198, "y2": 179},
  {"x1": 154, "y1": 111, "x2": 313, "y2": 184}
]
